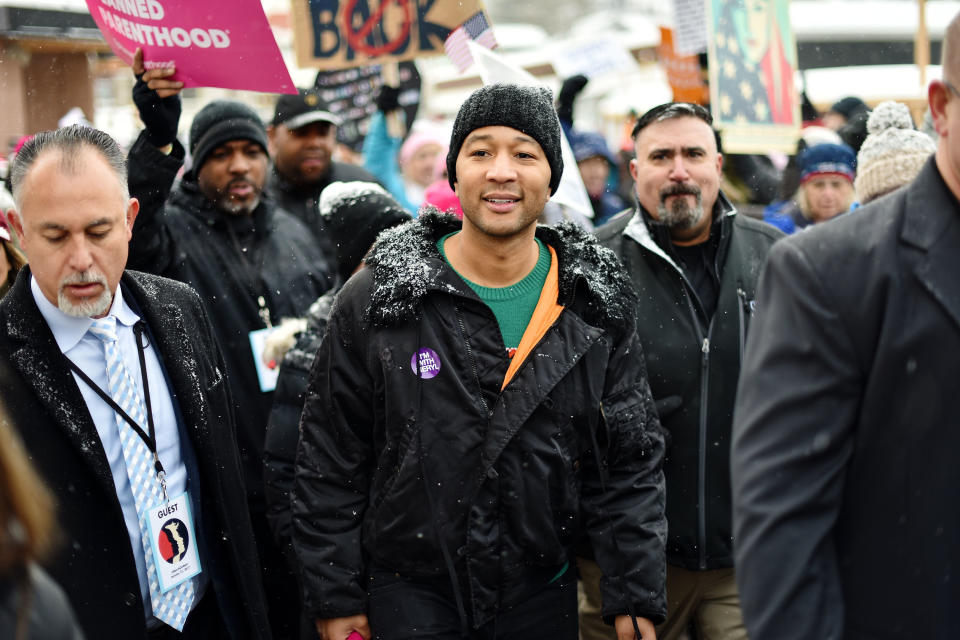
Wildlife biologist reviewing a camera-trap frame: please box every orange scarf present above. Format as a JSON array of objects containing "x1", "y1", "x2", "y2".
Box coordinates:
[{"x1": 501, "y1": 245, "x2": 565, "y2": 390}]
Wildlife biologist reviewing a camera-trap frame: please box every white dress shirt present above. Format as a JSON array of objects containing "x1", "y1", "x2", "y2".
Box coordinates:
[{"x1": 31, "y1": 276, "x2": 202, "y2": 623}]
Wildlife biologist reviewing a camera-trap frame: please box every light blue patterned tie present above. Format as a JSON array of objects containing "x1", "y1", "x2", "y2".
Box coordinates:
[{"x1": 89, "y1": 316, "x2": 194, "y2": 630}]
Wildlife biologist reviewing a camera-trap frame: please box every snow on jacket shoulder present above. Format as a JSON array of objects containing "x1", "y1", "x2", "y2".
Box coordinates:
[{"x1": 293, "y1": 210, "x2": 667, "y2": 627}]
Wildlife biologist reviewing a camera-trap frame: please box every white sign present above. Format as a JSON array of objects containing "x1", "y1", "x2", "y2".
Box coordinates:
[{"x1": 552, "y1": 39, "x2": 637, "y2": 80}]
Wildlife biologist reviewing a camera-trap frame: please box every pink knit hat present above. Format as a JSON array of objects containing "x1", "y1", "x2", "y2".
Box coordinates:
[
  {"x1": 423, "y1": 179, "x2": 463, "y2": 219},
  {"x1": 399, "y1": 131, "x2": 444, "y2": 167}
]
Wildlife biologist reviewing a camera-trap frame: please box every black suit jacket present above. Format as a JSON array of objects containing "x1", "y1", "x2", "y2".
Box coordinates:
[
  {"x1": 0, "y1": 268, "x2": 271, "y2": 639},
  {"x1": 732, "y1": 157, "x2": 960, "y2": 639}
]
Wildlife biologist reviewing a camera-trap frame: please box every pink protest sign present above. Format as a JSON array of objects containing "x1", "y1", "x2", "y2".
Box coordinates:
[{"x1": 85, "y1": 0, "x2": 297, "y2": 94}]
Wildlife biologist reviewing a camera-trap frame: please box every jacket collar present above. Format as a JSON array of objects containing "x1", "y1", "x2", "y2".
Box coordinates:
[
  {"x1": 2, "y1": 269, "x2": 210, "y2": 498},
  {"x1": 900, "y1": 157, "x2": 960, "y2": 332},
  {"x1": 171, "y1": 176, "x2": 275, "y2": 234},
  {"x1": 3, "y1": 267, "x2": 118, "y2": 497},
  {"x1": 624, "y1": 190, "x2": 737, "y2": 274},
  {"x1": 364, "y1": 208, "x2": 637, "y2": 331}
]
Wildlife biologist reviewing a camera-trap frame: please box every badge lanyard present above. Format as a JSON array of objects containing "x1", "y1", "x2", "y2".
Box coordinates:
[
  {"x1": 66, "y1": 321, "x2": 169, "y2": 502},
  {"x1": 226, "y1": 220, "x2": 273, "y2": 328}
]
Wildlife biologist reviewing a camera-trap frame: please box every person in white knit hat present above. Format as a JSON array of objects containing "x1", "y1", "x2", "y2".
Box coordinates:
[{"x1": 854, "y1": 100, "x2": 937, "y2": 203}]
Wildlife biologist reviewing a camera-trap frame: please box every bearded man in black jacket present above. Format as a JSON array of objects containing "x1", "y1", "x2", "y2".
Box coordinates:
[
  {"x1": 125, "y1": 50, "x2": 333, "y2": 640},
  {"x1": 293, "y1": 83, "x2": 667, "y2": 640},
  {"x1": 589, "y1": 102, "x2": 782, "y2": 640}
]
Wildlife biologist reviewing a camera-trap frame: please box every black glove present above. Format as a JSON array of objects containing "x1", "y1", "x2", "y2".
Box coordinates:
[
  {"x1": 132, "y1": 72, "x2": 181, "y2": 148},
  {"x1": 556, "y1": 74, "x2": 589, "y2": 124},
  {"x1": 375, "y1": 85, "x2": 401, "y2": 113}
]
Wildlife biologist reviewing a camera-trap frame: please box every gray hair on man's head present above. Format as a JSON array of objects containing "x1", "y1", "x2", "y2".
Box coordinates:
[{"x1": 9, "y1": 125, "x2": 129, "y2": 209}]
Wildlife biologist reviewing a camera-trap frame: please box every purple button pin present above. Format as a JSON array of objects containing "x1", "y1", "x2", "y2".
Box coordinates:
[{"x1": 411, "y1": 348, "x2": 441, "y2": 379}]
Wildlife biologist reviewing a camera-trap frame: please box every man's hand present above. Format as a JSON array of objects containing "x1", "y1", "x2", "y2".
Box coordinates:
[
  {"x1": 615, "y1": 614, "x2": 657, "y2": 640},
  {"x1": 315, "y1": 614, "x2": 371, "y2": 640},
  {"x1": 131, "y1": 48, "x2": 183, "y2": 148}
]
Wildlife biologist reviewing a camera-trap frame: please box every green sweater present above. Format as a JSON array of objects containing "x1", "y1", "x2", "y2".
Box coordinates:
[{"x1": 438, "y1": 233, "x2": 550, "y2": 350}]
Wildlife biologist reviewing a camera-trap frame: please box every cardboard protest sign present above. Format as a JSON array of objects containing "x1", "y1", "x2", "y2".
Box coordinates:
[
  {"x1": 707, "y1": 0, "x2": 800, "y2": 153},
  {"x1": 314, "y1": 60, "x2": 421, "y2": 152},
  {"x1": 657, "y1": 27, "x2": 710, "y2": 105},
  {"x1": 86, "y1": 0, "x2": 296, "y2": 94},
  {"x1": 292, "y1": 0, "x2": 484, "y2": 70}
]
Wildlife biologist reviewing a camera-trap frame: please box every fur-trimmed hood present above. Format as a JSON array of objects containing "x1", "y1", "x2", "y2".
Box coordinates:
[{"x1": 364, "y1": 208, "x2": 637, "y2": 331}]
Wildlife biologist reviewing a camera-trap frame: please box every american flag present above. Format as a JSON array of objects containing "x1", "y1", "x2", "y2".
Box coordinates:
[{"x1": 444, "y1": 11, "x2": 498, "y2": 73}]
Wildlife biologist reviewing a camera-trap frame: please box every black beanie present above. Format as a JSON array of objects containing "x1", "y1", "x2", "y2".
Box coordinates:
[
  {"x1": 446, "y1": 84, "x2": 563, "y2": 195},
  {"x1": 319, "y1": 181, "x2": 412, "y2": 283},
  {"x1": 189, "y1": 100, "x2": 269, "y2": 172},
  {"x1": 828, "y1": 96, "x2": 869, "y2": 121}
]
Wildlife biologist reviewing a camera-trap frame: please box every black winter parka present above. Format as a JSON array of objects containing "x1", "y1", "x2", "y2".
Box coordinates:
[
  {"x1": 292, "y1": 212, "x2": 667, "y2": 628},
  {"x1": 126, "y1": 132, "x2": 334, "y2": 512},
  {"x1": 597, "y1": 198, "x2": 782, "y2": 570}
]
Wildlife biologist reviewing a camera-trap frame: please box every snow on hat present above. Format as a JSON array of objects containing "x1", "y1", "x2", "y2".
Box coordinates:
[
  {"x1": 854, "y1": 101, "x2": 936, "y2": 204},
  {"x1": 319, "y1": 181, "x2": 412, "y2": 282},
  {"x1": 189, "y1": 100, "x2": 269, "y2": 173},
  {"x1": 447, "y1": 84, "x2": 564, "y2": 195},
  {"x1": 799, "y1": 143, "x2": 857, "y2": 185}
]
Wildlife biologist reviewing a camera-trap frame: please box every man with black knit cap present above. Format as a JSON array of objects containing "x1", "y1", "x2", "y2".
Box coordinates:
[
  {"x1": 126, "y1": 51, "x2": 334, "y2": 640},
  {"x1": 292, "y1": 83, "x2": 667, "y2": 640}
]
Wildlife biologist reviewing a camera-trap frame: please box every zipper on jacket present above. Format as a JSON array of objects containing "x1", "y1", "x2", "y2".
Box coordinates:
[
  {"x1": 697, "y1": 327, "x2": 712, "y2": 570},
  {"x1": 455, "y1": 305, "x2": 489, "y2": 416},
  {"x1": 736, "y1": 286, "x2": 747, "y2": 362},
  {"x1": 647, "y1": 245, "x2": 716, "y2": 569}
]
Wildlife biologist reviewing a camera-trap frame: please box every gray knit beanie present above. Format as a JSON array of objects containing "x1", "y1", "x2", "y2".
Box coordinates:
[
  {"x1": 855, "y1": 101, "x2": 936, "y2": 204},
  {"x1": 446, "y1": 84, "x2": 563, "y2": 195}
]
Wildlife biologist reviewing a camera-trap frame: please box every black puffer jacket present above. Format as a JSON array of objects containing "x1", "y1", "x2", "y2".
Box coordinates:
[
  {"x1": 126, "y1": 132, "x2": 334, "y2": 512},
  {"x1": 597, "y1": 196, "x2": 782, "y2": 571},
  {"x1": 264, "y1": 290, "x2": 336, "y2": 571},
  {"x1": 292, "y1": 212, "x2": 667, "y2": 627}
]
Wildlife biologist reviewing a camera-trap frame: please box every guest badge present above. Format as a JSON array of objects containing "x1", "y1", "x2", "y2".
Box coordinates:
[{"x1": 147, "y1": 491, "x2": 202, "y2": 592}]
